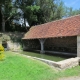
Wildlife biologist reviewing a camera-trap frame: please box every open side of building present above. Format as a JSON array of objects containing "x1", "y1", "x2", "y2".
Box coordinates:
[{"x1": 22, "y1": 15, "x2": 80, "y2": 57}]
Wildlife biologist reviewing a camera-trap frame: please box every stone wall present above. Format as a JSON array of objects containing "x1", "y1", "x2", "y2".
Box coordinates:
[
  {"x1": 77, "y1": 35, "x2": 80, "y2": 57},
  {"x1": 22, "y1": 39, "x2": 40, "y2": 51},
  {"x1": 44, "y1": 36, "x2": 77, "y2": 53},
  {"x1": 0, "y1": 32, "x2": 25, "y2": 51},
  {"x1": 17, "y1": 53, "x2": 80, "y2": 70},
  {"x1": 33, "y1": 57, "x2": 80, "y2": 70},
  {"x1": 23, "y1": 36, "x2": 77, "y2": 53},
  {"x1": 7, "y1": 41, "x2": 21, "y2": 51}
]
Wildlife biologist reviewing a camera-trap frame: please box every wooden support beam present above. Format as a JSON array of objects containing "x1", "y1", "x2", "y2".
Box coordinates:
[{"x1": 39, "y1": 39, "x2": 46, "y2": 53}]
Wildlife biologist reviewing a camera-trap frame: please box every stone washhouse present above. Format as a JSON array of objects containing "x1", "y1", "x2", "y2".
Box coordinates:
[{"x1": 22, "y1": 15, "x2": 80, "y2": 57}]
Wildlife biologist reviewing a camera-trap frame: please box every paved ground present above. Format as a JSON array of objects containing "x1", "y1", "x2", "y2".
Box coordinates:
[{"x1": 59, "y1": 76, "x2": 80, "y2": 80}]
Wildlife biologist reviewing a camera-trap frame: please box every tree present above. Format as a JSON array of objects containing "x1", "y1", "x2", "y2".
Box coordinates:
[
  {"x1": 35, "y1": 0, "x2": 55, "y2": 22},
  {"x1": 53, "y1": 0, "x2": 65, "y2": 20},
  {"x1": 14, "y1": 0, "x2": 65, "y2": 27},
  {"x1": 34, "y1": 0, "x2": 65, "y2": 22},
  {"x1": 0, "y1": 0, "x2": 16, "y2": 32},
  {"x1": 14, "y1": 0, "x2": 34, "y2": 27},
  {"x1": 64, "y1": 7, "x2": 80, "y2": 17},
  {"x1": 24, "y1": 5, "x2": 41, "y2": 26}
]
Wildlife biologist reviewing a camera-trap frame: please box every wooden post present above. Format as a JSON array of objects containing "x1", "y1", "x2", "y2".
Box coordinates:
[{"x1": 39, "y1": 39, "x2": 46, "y2": 53}]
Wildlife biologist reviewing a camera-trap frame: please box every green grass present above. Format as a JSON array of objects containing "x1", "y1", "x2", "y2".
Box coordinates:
[{"x1": 0, "y1": 51, "x2": 80, "y2": 80}]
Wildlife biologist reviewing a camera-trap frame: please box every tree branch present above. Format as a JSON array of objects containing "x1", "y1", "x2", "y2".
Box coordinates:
[{"x1": 5, "y1": 15, "x2": 12, "y2": 22}]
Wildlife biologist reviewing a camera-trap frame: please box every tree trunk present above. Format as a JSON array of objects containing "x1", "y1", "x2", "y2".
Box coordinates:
[
  {"x1": 23, "y1": 13, "x2": 28, "y2": 31},
  {"x1": 24, "y1": 17, "x2": 26, "y2": 27},
  {"x1": 2, "y1": 16, "x2": 5, "y2": 32},
  {"x1": 1, "y1": 6, "x2": 5, "y2": 32}
]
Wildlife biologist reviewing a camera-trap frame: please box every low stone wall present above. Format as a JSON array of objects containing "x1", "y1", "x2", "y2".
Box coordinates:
[
  {"x1": 17, "y1": 52, "x2": 80, "y2": 70},
  {"x1": 57, "y1": 57, "x2": 80, "y2": 69},
  {"x1": 33, "y1": 57, "x2": 80, "y2": 70}
]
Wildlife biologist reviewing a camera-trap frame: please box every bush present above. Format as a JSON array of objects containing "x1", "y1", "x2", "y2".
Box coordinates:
[
  {"x1": 0, "y1": 44, "x2": 4, "y2": 51},
  {"x1": 0, "y1": 45, "x2": 5, "y2": 60},
  {"x1": 0, "y1": 52, "x2": 5, "y2": 60}
]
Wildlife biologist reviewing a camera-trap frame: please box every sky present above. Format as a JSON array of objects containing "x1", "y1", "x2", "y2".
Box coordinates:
[{"x1": 62, "y1": 0, "x2": 80, "y2": 10}]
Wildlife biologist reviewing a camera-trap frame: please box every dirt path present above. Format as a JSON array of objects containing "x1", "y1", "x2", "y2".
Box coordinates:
[{"x1": 59, "y1": 76, "x2": 80, "y2": 80}]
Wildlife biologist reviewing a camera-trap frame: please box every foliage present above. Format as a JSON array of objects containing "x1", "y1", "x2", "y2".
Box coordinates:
[
  {"x1": 14, "y1": 0, "x2": 65, "y2": 27},
  {"x1": 0, "y1": 45, "x2": 5, "y2": 60},
  {"x1": 0, "y1": 0, "x2": 17, "y2": 32},
  {"x1": 34, "y1": 0, "x2": 65, "y2": 22},
  {"x1": 0, "y1": 44, "x2": 4, "y2": 51},
  {"x1": 64, "y1": 7, "x2": 80, "y2": 17},
  {"x1": 0, "y1": 0, "x2": 80, "y2": 32},
  {"x1": 24, "y1": 5, "x2": 41, "y2": 26}
]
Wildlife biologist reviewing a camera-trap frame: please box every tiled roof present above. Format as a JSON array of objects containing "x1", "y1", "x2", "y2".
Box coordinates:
[{"x1": 23, "y1": 15, "x2": 80, "y2": 39}]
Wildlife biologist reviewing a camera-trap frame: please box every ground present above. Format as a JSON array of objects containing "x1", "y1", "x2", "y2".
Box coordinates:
[{"x1": 59, "y1": 76, "x2": 80, "y2": 80}]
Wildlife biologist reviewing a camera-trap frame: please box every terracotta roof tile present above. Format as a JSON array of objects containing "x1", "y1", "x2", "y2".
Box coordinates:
[{"x1": 23, "y1": 15, "x2": 80, "y2": 39}]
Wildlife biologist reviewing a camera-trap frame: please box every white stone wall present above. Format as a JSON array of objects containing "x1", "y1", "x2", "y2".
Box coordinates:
[
  {"x1": 7, "y1": 41, "x2": 21, "y2": 51},
  {"x1": 77, "y1": 35, "x2": 80, "y2": 57}
]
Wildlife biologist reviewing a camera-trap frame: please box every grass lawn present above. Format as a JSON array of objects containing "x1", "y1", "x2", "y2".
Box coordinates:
[{"x1": 0, "y1": 51, "x2": 80, "y2": 80}]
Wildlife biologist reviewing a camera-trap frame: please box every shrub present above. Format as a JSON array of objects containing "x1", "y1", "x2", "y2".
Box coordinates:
[
  {"x1": 0, "y1": 44, "x2": 4, "y2": 51},
  {"x1": 0, "y1": 52, "x2": 5, "y2": 60},
  {"x1": 0, "y1": 45, "x2": 5, "y2": 60}
]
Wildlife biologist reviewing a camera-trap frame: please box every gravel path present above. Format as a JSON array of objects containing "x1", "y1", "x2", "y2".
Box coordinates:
[{"x1": 59, "y1": 76, "x2": 80, "y2": 80}]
